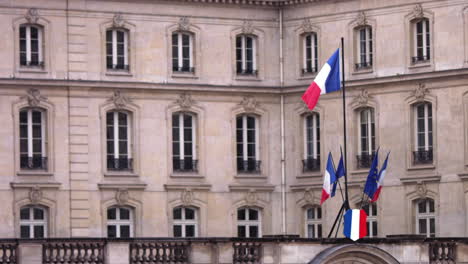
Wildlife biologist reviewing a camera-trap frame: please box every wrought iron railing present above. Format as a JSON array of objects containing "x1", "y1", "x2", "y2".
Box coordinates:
[
  {"x1": 237, "y1": 160, "x2": 261, "y2": 174},
  {"x1": 356, "y1": 153, "x2": 375, "y2": 169},
  {"x1": 355, "y1": 61, "x2": 372, "y2": 70},
  {"x1": 42, "y1": 241, "x2": 105, "y2": 264},
  {"x1": 0, "y1": 242, "x2": 18, "y2": 264},
  {"x1": 302, "y1": 158, "x2": 320, "y2": 172},
  {"x1": 107, "y1": 157, "x2": 133, "y2": 171},
  {"x1": 233, "y1": 242, "x2": 262, "y2": 264},
  {"x1": 173, "y1": 159, "x2": 198, "y2": 172},
  {"x1": 413, "y1": 150, "x2": 433, "y2": 165},
  {"x1": 237, "y1": 69, "x2": 258, "y2": 76},
  {"x1": 429, "y1": 242, "x2": 456, "y2": 264},
  {"x1": 108, "y1": 64, "x2": 130, "y2": 70},
  {"x1": 173, "y1": 66, "x2": 195, "y2": 73},
  {"x1": 129, "y1": 241, "x2": 190, "y2": 264},
  {"x1": 412, "y1": 55, "x2": 430, "y2": 63},
  {"x1": 20, "y1": 156, "x2": 47, "y2": 170},
  {"x1": 302, "y1": 67, "x2": 317, "y2": 74}
]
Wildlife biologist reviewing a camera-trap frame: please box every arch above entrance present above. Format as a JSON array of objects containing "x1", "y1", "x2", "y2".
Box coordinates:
[{"x1": 308, "y1": 244, "x2": 400, "y2": 264}]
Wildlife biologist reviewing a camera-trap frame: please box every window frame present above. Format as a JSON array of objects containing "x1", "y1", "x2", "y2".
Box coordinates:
[
  {"x1": 106, "y1": 206, "x2": 134, "y2": 238},
  {"x1": 19, "y1": 205, "x2": 48, "y2": 239},
  {"x1": 357, "y1": 108, "x2": 376, "y2": 169},
  {"x1": 412, "y1": 102, "x2": 433, "y2": 165},
  {"x1": 19, "y1": 108, "x2": 48, "y2": 170},
  {"x1": 19, "y1": 24, "x2": 44, "y2": 68},
  {"x1": 354, "y1": 26, "x2": 373, "y2": 70},
  {"x1": 303, "y1": 113, "x2": 320, "y2": 172},
  {"x1": 237, "y1": 207, "x2": 262, "y2": 238},
  {"x1": 301, "y1": 32, "x2": 318, "y2": 75},
  {"x1": 173, "y1": 207, "x2": 198, "y2": 237},
  {"x1": 172, "y1": 112, "x2": 198, "y2": 172},
  {"x1": 411, "y1": 18, "x2": 431, "y2": 64},
  {"x1": 236, "y1": 34, "x2": 258, "y2": 76},
  {"x1": 236, "y1": 114, "x2": 261, "y2": 174},
  {"x1": 106, "y1": 28, "x2": 129, "y2": 71},
  {"x1": 305, "y1": 207, "x2": 322, "y2": 238},
  {"x1": 171, "y1": 31, "x2": 195, "y2": 73},
  {"x1": 362, "y1": 203, "x2": 378, "y2": 238},
  {"x1": 106, "y1": 110, "x2": 133, "y2": 171},
  {"x1": 415, "y1": 198, "x2": 436, "y2": 238}
]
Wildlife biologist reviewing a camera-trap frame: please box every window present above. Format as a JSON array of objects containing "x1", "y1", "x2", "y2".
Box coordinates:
[
  {"x1": 172, "y1": 112, "x2": 197, "y2": 172},
  {"x1": 412, "y1": 18, "x2": 430, "y2": 63},
  {"x1": 107, "y1": 207, "x2": 133, "y2": 238},
  {"x1": 355, "y1": 26, "x2": 372, "y2": 70},
  {"x1": 172, "y1": 32, "x2": 194, "y2": 73},
  {"x1": 357, "y1": 108, "x2": 375, "y2": 169},
  {"x1": 19, "y1": 108, "x2": 47, "y2": 170},
  {"x1": 363, "y1": 203, "x2": 378, "y2": 237},
  {"x1": 106, "y1": 111, "x2": 132, "y2": 171},
  {"x1": 236, "y1": 35, "x2": 257, "y2": 75},
  {"x1": 302, "y1": 33, "x2": 318, "y2": 74},
  {"x1": 106, "y1": 29, "x2": 129, "y2": 70},
  {"x1": 236, "y1": 115, "x2": 260, "y2": 173},
  {"x1": 173, "y1": 207, "x2": 198, "y2": 237},
  {"x1": 20, "y1": 206, "x2": 47, "y2": 238},
  {"x1": 413, "y1": 103, "x2": 433, "y2": 164},
  {"x1": 19, "y1": 25, "x2": 43, "y2": 67},
  {"x1": 303, "y1": 113, "x2": 320, "y2": 172},
  {"x1": 416, "y1": 199, "x2": 435, "y2": 237},
  {"x1": 305, "y1": 207, "x2": 322, "y2": 238},
  {"x1": 237, "y1": 208, "x2": 261, "y2": 238}
]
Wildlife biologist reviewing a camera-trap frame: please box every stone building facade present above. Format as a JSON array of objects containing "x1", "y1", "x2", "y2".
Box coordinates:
[{"x1": 0, "y1": 0, "x2": 468, "y2": 248}]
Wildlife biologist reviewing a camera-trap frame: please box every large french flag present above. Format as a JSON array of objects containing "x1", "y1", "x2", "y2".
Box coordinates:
[
  {"x1": 302, "y1": 48, "x2": 341, "y2": 110},
  {"x1": 321, "y1": 153, "x2": 337, "y2": 205},
  {"x1": 371, "y1": 153, "x2": 390, "y2": 202},
  {"x1": 343, "y1": 209, "x2": 367, "y2": 241}
]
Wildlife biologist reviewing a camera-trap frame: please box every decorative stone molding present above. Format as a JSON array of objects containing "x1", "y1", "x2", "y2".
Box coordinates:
[
  {"x1": 416, "y1": 182, "x2": 428, "y2": 198},
  {"x1": 412, "y1": 83, "x2": 430, "y2": 101},
  {"x1": 181, "y1": 188, "x2": 194, "y2": 205},
  {"x1": 175, "y1": 93, "x2": 196, "y2": 110},
  {"x1": 21, "y1": 88, "x2": 47, "y2": 107},
  {"x1": 112, "y1": 13, "x2": 125, "y2": 28},
  {"x1": 356, "y1": 11, "x2": 368, "y2": 26},
  {"x1": 115, "y1": 188, "x2": 130, "y2": 205},
  {"x1": 303, "y1": 188, "x2": 315, "y2": 204},
  {"x1": 107, "y1": 90, "x2": 132, "y2": 109},
  {"x1": 29, "y1": 186, "x2": 43, "y2": 204},
  {"x1": 239, "y1": 96, "x2": 259, "y2": 112},
  {"x1": 178, "y1": 17, "x2": 191, "y2": 31},
  {"x1": 245, "y1": 189, "x2": 258, "y2": 205},
  {"x1": 300, "y1": 18, "x2": 314, "y2": 32},
  {"x1": 25, "y1": 8, "x2": 39, "y2": 24},
  {"x1": 241, "y1": 20, "x2": 254, "y2": 35},
  {"x1": 412, "y1": 4, "x2": 424, "y2": 19}
]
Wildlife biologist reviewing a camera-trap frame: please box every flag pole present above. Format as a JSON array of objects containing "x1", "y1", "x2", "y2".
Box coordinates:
[{"x1": 341, "y1": 37, "x2": 350, "y2": 210}]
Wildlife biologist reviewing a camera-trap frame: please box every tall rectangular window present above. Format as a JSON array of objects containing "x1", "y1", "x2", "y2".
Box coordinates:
[
  {"x1": 19, "y1": 25, "x2": 43, "y2": 67},
  {"x1": 357, "y1": 108, "x2": 375, "y2": 168},
  {"x1": 19, "y1": 109, "x2": 47, "y2": 170},
  {"x1": 363, "y1": 203, "x2": 378, "y2": 237},
  {"x1": 106, "y1": 111, "x2": 132, "y2": 170},
  {"x1": 173, "y1": 207, "x2": 198, "y2": 237},
  {"x1": 172, "y1": 113, "x2": 197, "y2": 172},
  {"x1": 236, "y1": 35, "x2": 257, "y2": 75},
  {"x1": 172, "y1": 32, "x2": 194, "y2": 73},
  {"x1": 412, "y1": 19, "x2": 430, "y2": 63},
  {"x1": 305, "y1": 207, "x2": 322, "y2": 238},
  {"x1": 356, "y1": 26, "x2": 372, "y2": 70},
  {"x1": 107, "y1": 207, "x2": 133, "y2": 238},
  {"x1": 237, "y1": 208, "x2": 261, "y2": 238},
  {"x1": 106, "y1": 29, "x2": 129, "y2": 70},
  {"x1": 20, "y1": 206, "x2": 47, "y2": 238},
  {"x1": 236, "y1": 115, "x2": 260, "y2": 173},
  {"x1": 416, "y1": 199, "x2": 435, "y2": 238},
  {"x1": 303, "y1": 113, "x2": 320, "y2": 172},
  {"x1": 302, "y1": 33, "x2": 318, "y2": 74},
  {"x1": 413, "y1": 103, "x2": 433, "y2": 164}
]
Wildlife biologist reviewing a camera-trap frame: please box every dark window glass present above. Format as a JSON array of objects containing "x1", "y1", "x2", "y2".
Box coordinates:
[
  {"x1": 174, "y1": 225, "x2": 182, "y2": 237},
  {"x1": 34, "y1": 225, "x2": 44, "y2": 238},
  {"x1": 120, "y1": 208, "x2": 130, "y2": 220},
  {"x1": 33, "y1": 208, "x2": 44, "y2": 220},
  {"x1": 419, "y1": 219, "x2": 427, "y2": 234},
  {"x1": 237, "y1": 209, "x2": 246, "y2": 220},
  {"x1": 20, "y1": 226, "x2": 30, "y2": 238},
  {"x1": 186, "y1": 225, "x2": 195, "y2": 237},
  {"x1": 317, "y1": 224, "x2": 322, "y2": 238},
  {"x1": 107, "y1": 225, "x2": 116, "y2": 238},
  {"x1": 173, "y1": 208, "x2": 182, "y2": 220},
  {"x1": 107, "y1": 208, "x2": 116, "y2": 220},
  {"x1": 237, "y1": 226, "x2": 246, "y2": 238},
  {"x1": 249, "y1": 209, "x2": 258, "y2": 220},
  {"x1": 373, "y1": 221, "x2": 378, "y2": 236},
  {"x1": 20, "y1": 208, "x2": 30, "y2": 220},
  {"x1": 185, "y1": 208, "x2": 195, "y2": 220},
  {"x1": 120, "y1": 225, "x2": 130, "y2": 238},
  {"x1": 249, "y1": 226, "x2": 258, "y2": 238}
]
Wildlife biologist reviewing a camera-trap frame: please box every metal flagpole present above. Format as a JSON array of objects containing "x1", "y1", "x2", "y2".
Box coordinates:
[{"x1": 341, "y1": 37, "x2": 350, "y2": 210}]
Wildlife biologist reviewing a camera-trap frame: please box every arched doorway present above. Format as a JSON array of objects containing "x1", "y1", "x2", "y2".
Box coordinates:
[{"x1": 308, "y1": 244, "x2": 400, "y2": 264}]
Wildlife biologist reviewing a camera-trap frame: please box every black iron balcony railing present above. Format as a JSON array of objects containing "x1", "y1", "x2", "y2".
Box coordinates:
[
  {"x1": 43, "y1": 241, "x2": 105, "y2": 264},
  {"x1": 130, "y1": 241, "x2": 190, "y2": 264},
  {"x1": 173, "y1": 158, "x2": 198, "y2": 172},
  {"x1": 21, "y1": 60, "x2": 44, "y2": 67},
  {"x1": 107, "y1": 63, "x2": 129, "y2": 70},
  {"x1": 356, "y1": 153, "x2": 375, "y2": 169},
  {"x1": 355, "y1": 61, "x2": 372, "y2": 70},
  {"x1": 412, "y1": 55, "x2": 430, "y2": 63},
  {"x1": 237, "y1": 160, "x2": 261, "y2": 174},
  {"x1": 173, "y1": 66, "x2": 195, "y2": 73},
  {"x1": 302, "y1": 158, "x2": 320, "y2": 172},
  {"x1": 302, "y1": 67, "x2": 318, "y2": 74},
  {"x1": 107, "y1": 157, "x2": 133, "y2": 171},
  {"x1": 413, "y1": 150, "x2": 433, "y2": 165},
  {"x1": 20, "y1": 155, "x2": 47, "y2": 170},
  {"x1": 237, "y1": 69, "x2": 258, "y2": 76}
]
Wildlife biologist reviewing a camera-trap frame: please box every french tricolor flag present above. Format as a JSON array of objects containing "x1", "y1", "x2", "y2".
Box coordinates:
[
  {"x1": 321, "y1": 153, "x2": 337, "y2": 205},
  {"x1": 343, "y1": 209, "x2": 367, "y2": 241},
  {"x1": 302, "y1": 48, "x2": 341, "y2": 110},
  {"x1": 371, "y1": 153, "x2": 390, "y2": 202}
]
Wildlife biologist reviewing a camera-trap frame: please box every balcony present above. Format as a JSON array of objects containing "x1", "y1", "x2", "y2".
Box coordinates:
[
  {"x1": 173, "y1": 159, "x2": 198, "y2": 172},
  {"x1": 413, "y1": 150, "x2": 433, "y2": 165},
  {"x1": 107, "y1": 157, "x2": 133, "y2": 171},
  {"x1": 20, "y1": 156, "x2": 47, "y2": 170},
  {"x1": 237, "y1": 160, "x2": 261, "y2": 174},
  {"x1": 356, "y1": 153, "x2": 375, "y2": 169},
  {"x1": 302, "y1": 158, "x2": 320, "y2": 172}
]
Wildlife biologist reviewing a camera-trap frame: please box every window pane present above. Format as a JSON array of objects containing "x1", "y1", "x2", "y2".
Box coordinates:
[
  {"x1": 317, "y1": 208, "x2": 322, "y2": 219},
  {"x1": 307, "y1": 208, "x2": 314, "y2": 220},
  {"x1": 418, "y1": 201, "x2": 426, "y2": 213},
  {"x1": 20, "y1": 208, "x2": 30, "y2": 220},
  {"x1": 430, "y1": 218, "x2": 435, "y2": 234},
  {"x1": 237, "y1": 209, "x2": 246, "y2": 220},
  {"x1": 317, "y1": 224, "x2": 322, "y2": 238},
  {"x1": 20, "y1": 226, "x2": 30, "y2": 238},
  {"x1": 107, "y1": 208, "x2": 116, "y2": 220},
  {"x1": 237, "y1": 225, "x2": 246, "y2": 237},
  {"x1": 120, "y1": 225, "x2": 130, "y2": 238},
  {"x1": 429, "y1": 200, "x2": 435, "y2": 213},
  {"x1": 120, "y1": 208, "x2": 130, "y2": 220},
  {"x1": 249, "y1": 209, "x2": 258, "y2": 220},
  {"x1": 186, "y1": 225, "x2": 195, "y2": 237},
  {"x1": 174, "y1": 225, "x2": 182, "y2": 237},
  {"x1": 185, "y1": 208, "x2": 195, "y2": 220},
  {"x1": 34, "y1": 225, "x2": 44, "y2": 238},
  {"x1": 373, "y1": 221, "x2": 378, "y2": 237},
  {"x1": 249, "y1": 226, "x2": 259, "y2": 238},
  {"x1": 307, "y1": 224, "x2": 314, "y2": 238},
  {"x1": 372, "y1": 204, "x2": 377, "y2": 216},
  {"x1": 107, "y1": 225, "x2": 116, "y2": 238},
  {"x1": 174, "y1": 208, "x2": 182, "y2": 220},
  {"x1": 419, "y1": 219, "x2": 427, "y2": 234},
  {"x1": 33, "y1": 208, "x2": 44, "y2": 220}
]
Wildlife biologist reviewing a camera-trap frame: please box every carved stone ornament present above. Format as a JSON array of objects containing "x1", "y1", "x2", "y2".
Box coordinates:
[
  {"x1": 245, "y1": 189, "x2": 258, "y2": 205},
  {"x1": 178, "y1": 17, "x2": 191, "y2": 31},
  {"x1": 353, "y1": 89, "x2": 372, "y2": 106},
  {"x1": 301, "y1": 18, "x2": 314, "y2": 32},
  {"x1": 25, "y1": 8, "x2": 39, "y2": 24},
  {"x1": 239, "y1": 96, "x2": 259, "y2": 112},
  {"x1": 112, "y1": 13, "x2": 125, "y2": 28},
  {"x1": 175, "y1": 93, "x2": 195, "y2": 110},
  {"x1": 356, "y1": 11, "x2": 368, "y2": 26},
  {"x1": 107, "y1": 90, "x2": 132, "y2": 109},
  {"x1": 416, "y1": 182, "x2": 428, "y2": 198},
  {"x1": 303, "y1": 188, "x2": 315, "y2": 204},
  {"x1": 412, "y1": 83, "x2": 429, "y2": 101},
  {"x1": 181, "y1": 188, "x2": 194, "y2": 205},
  {"x1": 22, "y1": 88, "x2": 47, "y2": 107},
  {"x1": 412, "y1": 4, "x2": 424, "y2": 18},
  {"x1": 29, "y1": 186, "x2": 43, "y2": 204},
  {"x1": 241, "y1": 20, "x2": 254, "y2": 35},
  {"x1": 116, "y1": 188, "x2": 129, "y2": 205}
]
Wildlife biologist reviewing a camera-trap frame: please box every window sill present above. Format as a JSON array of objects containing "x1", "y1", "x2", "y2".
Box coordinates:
[
  {"x1": 105, "y1": 71, "x2": 132, "y2": 77},
  {"x1": 296, "y1": 171, "x2": 321, "y2": 179},
  {"x1": 235, "y1": 75, "x2": 261, "y2": 82},
  {"x1": 350, "y1": 169, "x2": 369, "y2": 175},
  {"x1": 234, "y1": 174, "x2": 266, "y2": 180},
  {"x1": 352, "y1": 68, "x2": 373, "y2": 75},
  {"x1": 170, "y1": 172, "x2": 204, "y2": 179},
  {"x1": 17, "y1": 67, "x2": 47, "y2": 74},
  {"x1": 104, "y1": 172, "x2": 139, "y2": 177},
  {"x1": 298, "y1": 73, "x2": 317, "y2": 80},
  {"x1": 408, "y1": 61, "x2": 431, "y2": 69},
  {"x1": 171, "y1": 72, "x2": 198, "y2": 79},
  {"x1": 407, "y1": 164, "x2": 435, "y2": 171},
  {"x1": 17, "y1": 171, "x2": 53, "y2": 177}
]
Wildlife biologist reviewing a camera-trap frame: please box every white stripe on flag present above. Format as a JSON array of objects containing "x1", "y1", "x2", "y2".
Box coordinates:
[
  {"x1": 323, "y1": 170, "x2": 331, "y2": 194},
  {"x1": 351, "y1": 210, "x2": 360, "y2": 241},
  {"x1": 314, "y1": 63, "x2": 332, "y2": 94}
]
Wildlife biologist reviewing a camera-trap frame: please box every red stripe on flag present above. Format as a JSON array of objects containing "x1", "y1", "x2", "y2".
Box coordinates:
[
  {"x1": 371, "y1": 186, "x2": 382, "y2": 202},
  {"x1": 320, "y1": 188, "x2": 329, "y2": 205},
  {"x1": 359, "y1": 209, "x2": 367, "y2": 238},
  {"x1": 302, "y1": 82, "x2": 322, "y2": 110}
]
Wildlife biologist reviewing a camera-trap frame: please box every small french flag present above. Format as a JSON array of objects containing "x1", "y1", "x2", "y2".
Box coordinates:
[
  {"x1": 321, "y1": 153, "x2": 337, "y2": 205},
  {"x1": 371, "y1": 153, "x2": 390, "y2": 202},
  {"x1": 343, "y1": 209, "x2": 367, "y2": 241},
  {"x1": 302, "y1": 48, "x2": 341, "y2": 110}
]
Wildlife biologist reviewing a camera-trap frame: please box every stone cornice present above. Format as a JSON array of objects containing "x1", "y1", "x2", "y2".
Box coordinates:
[{"x1": 162, "y1": 0, "x2": 324, "y2": 7}]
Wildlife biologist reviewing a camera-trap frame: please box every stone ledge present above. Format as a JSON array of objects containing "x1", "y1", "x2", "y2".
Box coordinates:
[
  {"x1": 164, "y1": 183, "x2": 212, "y2": 191},
  {"x1": 97, "y1": 182, "x2": 147, "y2": 190},
  {"x1": 10, "y1": 182, "x2": 61, "y2": 189},
  {"x1": 228, "y1": 184, "x2": 275, "y2": 192},
  {"x1": 400, "y1": 174, "x2": 441, "y2": 184}
]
